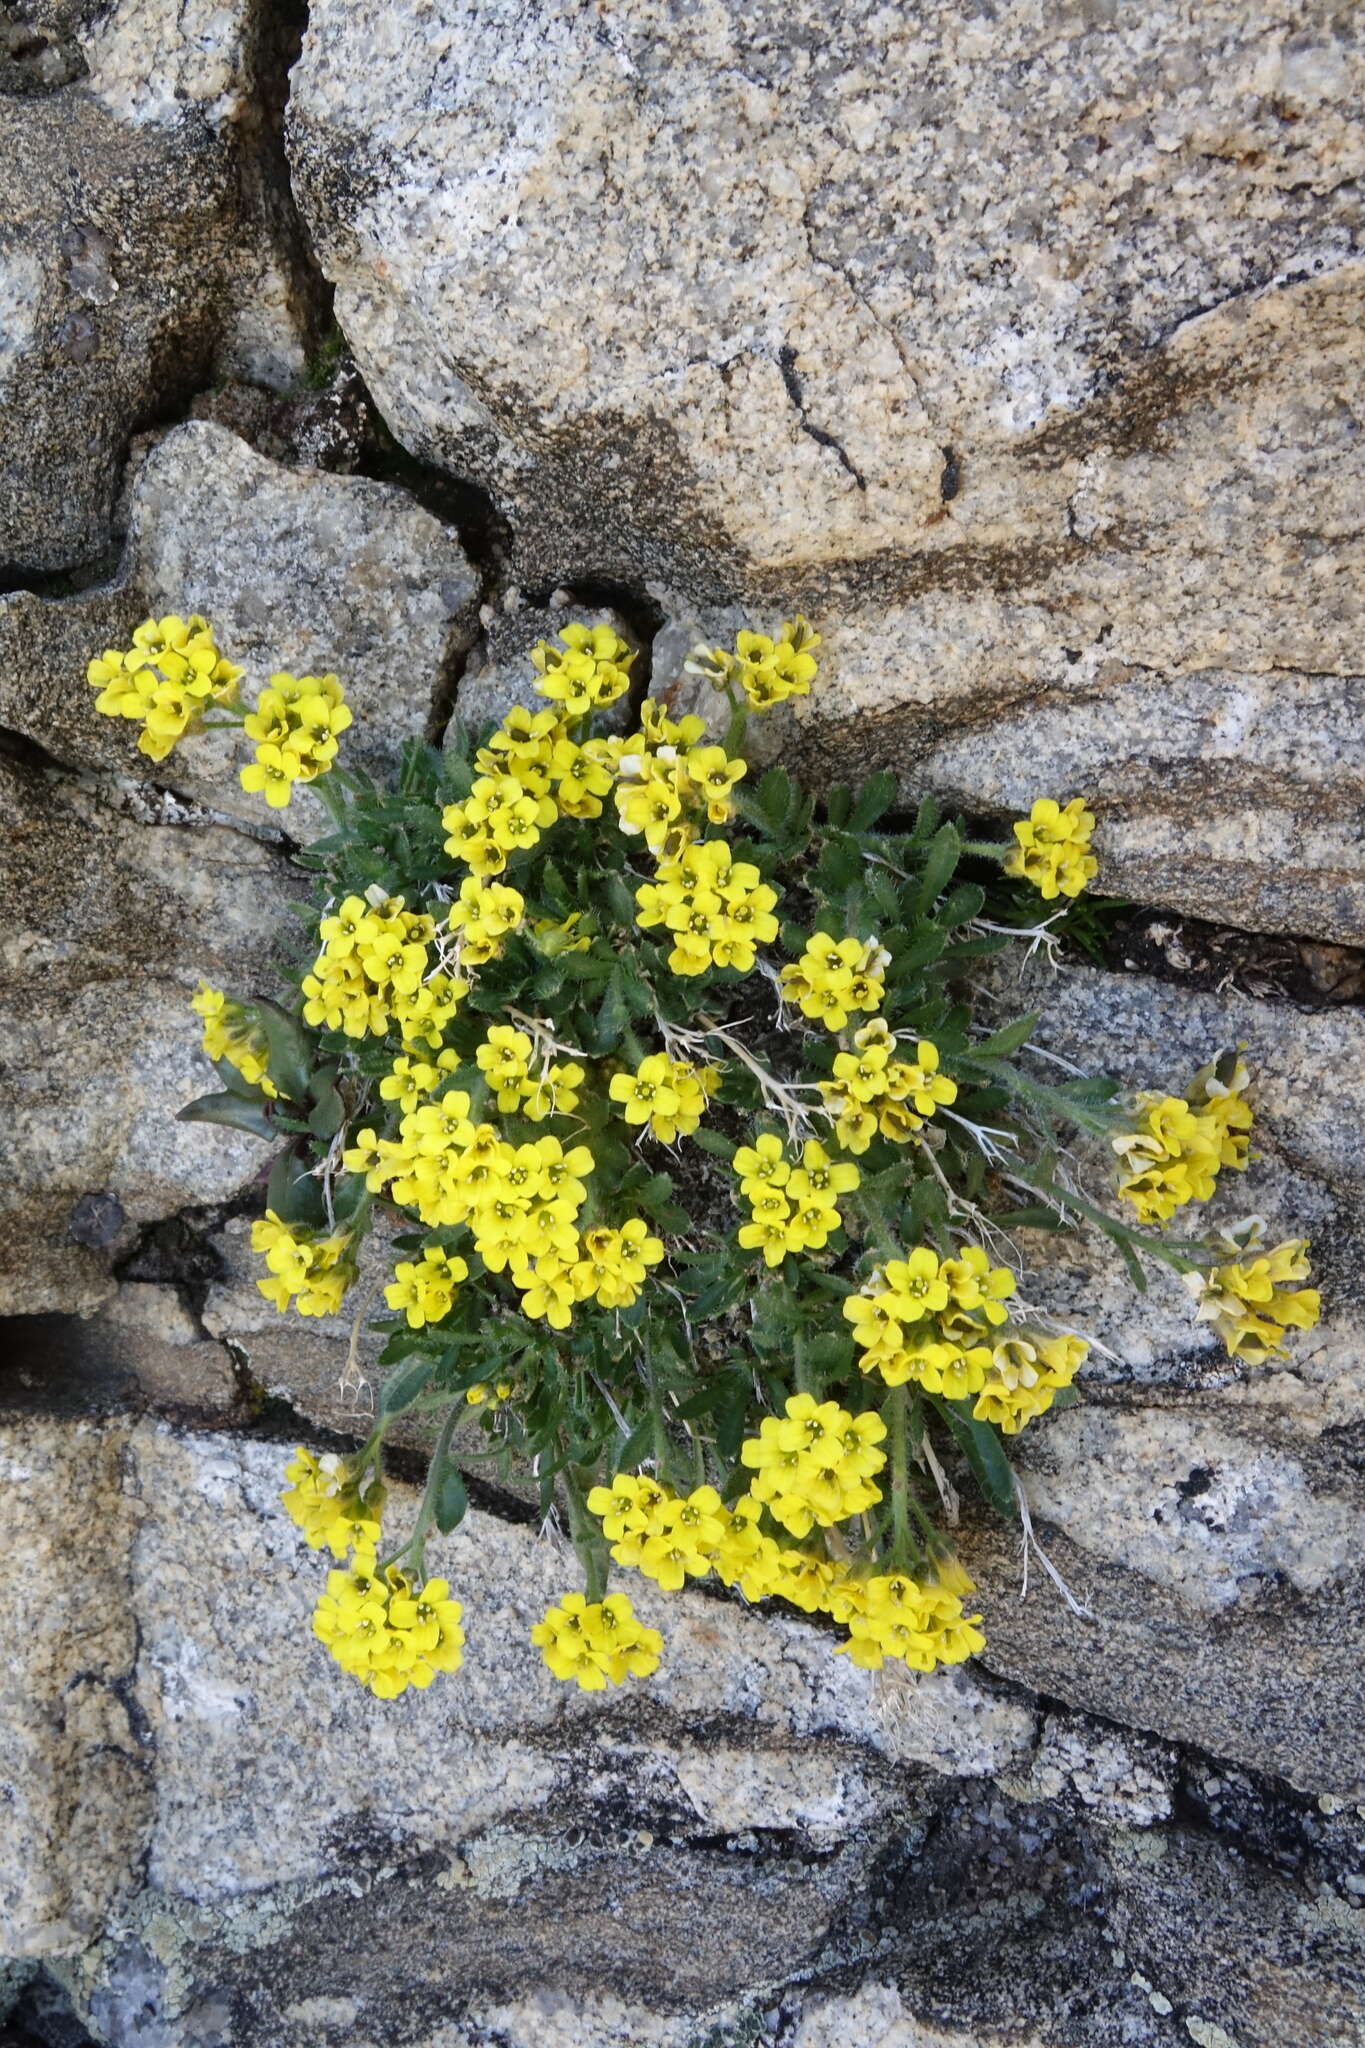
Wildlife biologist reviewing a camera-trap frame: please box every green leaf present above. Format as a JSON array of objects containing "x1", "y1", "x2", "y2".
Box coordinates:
[
  {"x1": 176, "y1": 1092, "x2": 274, "y2": 1139},
  {"x1": 243, "y1": 998, "x2": 315, "y2": 1104},
  {"x1": 211, "y1": 1056, "x2": 267, "y2": 1102},
  {"x1": 307, "y1": 1081, "x2": 346, "y2": 1139},
  {"x1": 595, "y1": 969, "x2": 630, "y2": 1048},
  {"x1": 604, "y1": 872, "x2": 639, "y2": 927},
  {"x1": 612, "y1": 1413, "x2": 655, "y2": 1472},
  {"x1": 971, "y1": 1013, "x2": 1039, "y2": 1061},
  {"x1": 758, "y1": 767, "x2": 792, "y2": 827},
  {"x1": 933, "y1": 1399, "x2": 1020, "y2": 1521},
  {"x1": 914, "y1": 823, "x2": 961, "y2": 916},
  {"x1": 825, "y1": 785, "x2": 852, "y2": 828},
  {"x1": 692, "y1": 1127, "x2": 737, "y2": 1163},
  {"x1": 380, "y1": 1356, "x2": 434, "y2": 1417},
  {"x1": 849, "y1": 768, "x2": 898, "y2": 832},
  {"x1": 433, "y1": 1463, "x2": 469, "y2": 1535},
  {"x1": 266, "y1": 1145, "x2": 326, "y2": 1228}
]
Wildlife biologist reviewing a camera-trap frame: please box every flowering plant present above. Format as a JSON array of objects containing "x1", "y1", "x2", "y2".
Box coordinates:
[{"x1": 90, "y1": 615, "x2": 1321, "y2": 1699}]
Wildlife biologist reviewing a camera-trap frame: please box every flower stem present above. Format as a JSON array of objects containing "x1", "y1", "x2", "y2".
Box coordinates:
[
  {"x1": 888, "y1": 1383, "x2": 911, "y2": 1569},
  {"x1": 563, "y1": 1463, "x2": 609, "y2": 1603},
  {"x1": 382, "y1": 1401, "x2": 460, "y2": 1580}
]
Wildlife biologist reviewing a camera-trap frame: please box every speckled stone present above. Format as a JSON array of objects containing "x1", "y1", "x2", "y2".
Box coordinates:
[
  {"x1": 0, "y1": 1415, "x2": 149, "y2": 1959},
  {"x1": 0, "y1": 0, "x2": 313, "y2": 574},
  {"x1": 7, "y1": 1416, "x2": 1360, "y2": 2048},
  {"x1": 288, "y1": 0, "x2": 1364, "y2": 941},
  {"x1": 0, "y1": 751, "x2": 291, "y2": 1314},
  {"x1": 0, "y1": 423, "x2": 480, "y2": 829}
]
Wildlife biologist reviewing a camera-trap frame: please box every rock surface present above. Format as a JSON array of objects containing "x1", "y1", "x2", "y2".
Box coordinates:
[
  {"x1": 3, "y1": 0, "x2": 1364, "y2": 2041},
  {"x1": 0, "y1": 0, "x2": 318, "y2": 575},
  {"x1": 0, "y1": 422, "x2": 480, "y2": 826},
  {"x1": 1, "y1": 1410, "x2": 1360, "y2": 2048},
  {"x1": 288, "y1": 0, "x2": 1365, "y2": 941},
  {"x1": 0, "y1": 750, "x2": 292, "y2": 1315}
]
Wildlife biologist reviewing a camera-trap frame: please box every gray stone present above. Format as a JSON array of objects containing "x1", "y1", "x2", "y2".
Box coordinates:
[
  {"x1": 956, "y1": 960, "x2": 1365, "y2": 1797},
  {"x1": 0, "y1": 421, "x2": 480, "y2": 828},
  {"x1": 0, "y1": 751, "x2": 290, "y2": 1313},
  {"x1": 3, "y1": 1413, "x2": 1359, "y2": 2047},
  {"x1": 287, "y1": 0, "x2": 1364, "y2": 943},
  {"x1": 0, "y1": 0, "x2": 316, "y2": 575},
  {"x1": 0, "y1": 1415, "x2": 149, "y2": 1959},
  {"x1": 4, "y1": 1285, "x2": 239, "y2": 1416}
]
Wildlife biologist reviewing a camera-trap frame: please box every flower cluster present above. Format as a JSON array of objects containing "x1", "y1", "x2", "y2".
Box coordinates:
[
  {"x1": 972, "y1": 1331, "x2": 1088, "y2": 1434},
  {"x1": 191, "y1": 982, "x2": 277, "y2": 1096},
  {"x1": 302, "y1": 893, "x2": 464, "y2": 1047},
  {"x1": 819, "y1": 1020, "x2": 957, "y2": 1154},
  {"x1": 740, "y1": 1393, "x2": 886, "y2": 1536},
  {"x1": 609, "y1": 1052, "x2": 717, "y2": 1144},
  {"x1": 687, "y1": 617, "x2": 820, "y2": 710},
  {"x1": 531, "y1": 1592, "x2": 662, "y2": 1690},
  {"x1": 588, "y1": 1468, "x2": 981, "y2": 1672},
  {"x1": 835, "y1": 1571, "x2": 986, "y2": 1672},
  {"x1": 342, "y1": 1061, "x2": 661, "y2": 1332},
  {"x1": 441, "y1": 770, "x2": 558, "y2": 877},
  {"x1": 251, "y1": 1211, "x2": 357, "y2": 1316},
  {"x1": 843, "y1": 1244, "x2": 1084, "y2": 1430},
  {"x1": 281, "y1": 1448, "x2": 383, "y2": 1558},
  {"x1": 241, "y1": 672, "x2": 352, "y2": 808},
  {"x1": 385, "y1": 1244, "x2": 471, "y2": 1328},
  {"x1": 615, "y1": 730, "x2": 748, "y2": 850},
  {"x1": 1003, "y1": 797, "x2": 1098, "y2": 901},
  {"x1": 475, "y1": 1024, "x2": 584, "y2": 1121},
  {"x1": 313, "y1": 1549, "x2": 466, "y2": 1699},
  {"x1": 143, "y1": 598, "x2": 1327, "y2": 1717},
  {"x1": 1112, "y1": 1054, "x2": 1253, "y2": 1224},
  {"x1": 446, "y1": 877, "x2": 526, "y2": 964},
  {"x1": 780, "y1": 931, "x2": 887, "y2": 1031},
  {"x1": 635, "y1": 838, "x2": 779, "y2": 974},
  {"x1": 1184, "y1": 1229, "x2": 1320, "y2": 1364},
  {"x1": 530, "y1": 622, "x2": 635, "y2": 718},
  {"x1": 87, "y1": 614, "x2": 242, "y2": 760},
  {"x1": 734, "y1": 1135, "x2": 860, "y2": 1267}
]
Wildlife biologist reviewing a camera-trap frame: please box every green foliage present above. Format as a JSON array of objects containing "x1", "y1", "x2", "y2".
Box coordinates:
[{"x1": 186, "y1": 630, "x2": 1276, "y2": 1657}]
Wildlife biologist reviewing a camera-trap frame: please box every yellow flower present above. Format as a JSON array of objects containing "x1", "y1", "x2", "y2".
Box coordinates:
[
  {"x1": 313, "y1": 1554, "x2": 466, "y2": 1697},
  {"x1": 251, "y1": 1210, "x2": 358, "y2": 1317},
  {"x1": 739, "y1": 1393, "x2": 885, "y2": 1538},
  {"x1": 88, "y1": 614, "x2": 242, "y2": 761},
  {"x1": 446, "y1": 877, "x2": 525, "y2": 964},
  {"x1": 689, "y1": 618, "x2": 820, "y2": 711},
  {"x1": 532, "y1": 622, "x2": 635, "y2": 718},
  {"x1": 384, "y1": 1244, "x2": 470, "y2": 1328},
  {"x1": 1004, "y1": 797, "x2": 1098, "y2": 901},
  {"x1": 972, "y1": 1331, "x2": 1087, "y2": 1433},
  {"x1": 570, "y1": 1220, "x2": 664, "y2": 1309},
  {"x1": 1183, "y1": 1232, "x2": 1320, "y2": 1364},
  {"x1": 1112, "y1": 1056, "x2": 1253, "y2": 1225},
  {"x1": 531, "y1": 1591, "x2": 663, "y2": 1690},
  {"x1": 609, "y1": 1053, "x2": 716, "y2": 1144},
  {"x1": 302, "y1": 894, "x2": 448, "y2": 1041},
  {"x1": 635, "y1": 838, "x2": 780, "y2": 976},
  {"x1": 190, "y1": 982, "x2": 279, "y2": 1097},
  {"x1": 780, "y1": 930, "x2": 887, "y2": 1031},
  {"x1": 833, "y1": 1573, "x2": 985, "y2": 1672},
  {"x1": 280, "y1": 1447, "x2": 383, "y2": 1559}
]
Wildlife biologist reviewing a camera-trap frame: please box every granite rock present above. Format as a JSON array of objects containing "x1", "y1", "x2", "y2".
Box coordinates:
[
  {"x1": 0, "y1": 422, "x2": 480, "y2": 827},
  {"x1": 451, "y1": 598, "x2": 640, "y2": 739},
  {"x1": 0, "y1": 751, "x2": 289, "y2": 1314},
  {"x1": 2, "y1": 1414, "x2": 1359, "y2": 2047},
  {"x1": 0, "y1": 1415, "x2": 149, "y2": 1960},
  {"x1": 0, "y1": 0, "x2": 317, "y2": 576},
  {"x1": 288, "y1": 0, "x2": 1364, "y2": 940}
]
